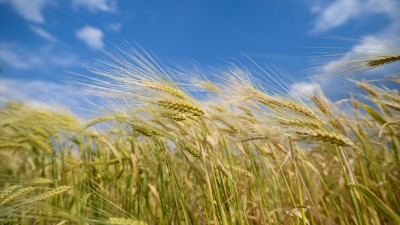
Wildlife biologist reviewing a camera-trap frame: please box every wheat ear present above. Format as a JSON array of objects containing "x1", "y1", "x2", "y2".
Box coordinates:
[
  {"x1": 84, "y1": 116, "x2": 119, "y2": 128},
  {"x1": 109, "y1": 217, "x2": 148, "y2": 225},
  {"x1": 28, "y1": 134, "x2": 52, "y2": 153},
  {"x1": 248, "y1": 88, "x2": 320, "y2": 121},
  {"x1": 0, "y1": 187, "x2": 36, "y2": 206},
  {"x1": 294, "y1": 129, "x2": 355, "y2": 147},
  {"x1": 383, "y1": 101, "x2": 400, "y2": 111},
  {"x1": 29, "y1": 186, "x2": 71, "y2": 202},
  {"x1": 131, "y1": 124, "x2": 163, "y2": 137},
  {"x1": 0, "y1": 143, "x2": 31, "y2": 150},
  {"x1": 30, "y1": 178, "x2": 54, "y2": 185},
  {"x1": 230, "y1": 166, "x2": 253, "y2": 178},
  {"x1": 357, "y1": 82, "x2": 378, "y2": 97},
  {"x1": 366, "y1": 54, "x2": 400, "y2": 67},
  {"x1": 160, "y1": 112, "x2": 188, "y2": 121},
  {"x1": 158, "y1": 99, "x2": 205, "y2": 116},
  {"x1": 278, "y1": 118, "x2": 323, "y2": 128},
  {"x1": 142, "y1": 81, "x2": 186, "y2": 99},
  {"x1": 0, "y1": 185, "x2": 21, "y2": 202},
  {"x1": 181, "y1": 142, "x2": 201, "y2": 158},
  {"x1": 311, "y1": 96, "x2": 332, "y2": 116}
]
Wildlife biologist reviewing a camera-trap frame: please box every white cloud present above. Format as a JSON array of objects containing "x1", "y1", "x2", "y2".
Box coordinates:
[
  {"x1": 311, "y1": 0, "x2": 359, "y2": 33},
  {"x1": 72, "y1": 0, "x2": 117, "y2": 13},
  {"x1": 290, "y1": 81, "x2": 319, "y2": 97},
  {"x1": 30, "y1": 25, "x2": 60, "y2": 43},
  {"x1": 2, "y1": 0, "x2": 51, "y2": 23},
  {"x1": 0, "y1": 43, "x2": 79, "y2": 70},
  {"x1": 108, "y1": 23, "x2": 122, "y2": 32},
  {"x1": 76, "y1": 26, "x2": 105, "y2": 50},
  {"x1": 310, "y1": 0, "x2": 400, "y2": 33}
]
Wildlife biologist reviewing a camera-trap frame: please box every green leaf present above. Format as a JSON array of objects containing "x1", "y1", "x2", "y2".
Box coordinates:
[
  {"x1": 349, "y1": 184, "x2": 400, "y2": 224},
  {"x1": 354, "y1": 100, "x2": 386, "y2": 125}
]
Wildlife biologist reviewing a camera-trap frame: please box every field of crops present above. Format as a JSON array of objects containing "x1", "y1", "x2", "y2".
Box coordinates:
[{"x1": 0, "y1": 48, "x2": 399, "y2": 225}]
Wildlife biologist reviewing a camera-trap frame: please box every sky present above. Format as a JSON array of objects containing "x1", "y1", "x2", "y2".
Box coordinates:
[{"x1": 0, "y1": 0, "x2": 399, "y2": 115}]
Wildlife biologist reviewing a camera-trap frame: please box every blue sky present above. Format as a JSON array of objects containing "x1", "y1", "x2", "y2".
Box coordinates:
[{"x1": 0, "y1": 0, "x2": 399, "y2": 114}]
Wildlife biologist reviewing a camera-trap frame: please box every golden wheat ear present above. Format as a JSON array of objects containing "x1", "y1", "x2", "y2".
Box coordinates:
[
  {"x1": 109, "y1": 217, "x2": 148, "y2": 225},
  {"x1": 365, "y1": 54, "x2": 400, "y2": 67}
]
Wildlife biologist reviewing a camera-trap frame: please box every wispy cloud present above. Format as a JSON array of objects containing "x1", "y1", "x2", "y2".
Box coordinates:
[
  {"x1": 0, "y1": 78, "x2": 88, "y2": 116},
  {"x1": 0, "y1": 43, "x2": 42, "y2": 69},
  {"x1": 2, "y1": 0, "x2": 117, "y2": 24},
  {"x1": 290, "y1": 81, "x2": 318, "y2": 97},
  {"x1": 76, "y1": 26, "x2": 105, "y2": 50},
  {"x1": 49, "y1": 53, "x2": 80, "y2": 67},
  {"x1": 310, "y1": 0, "x2": 400, "y2": 33},
  {"x1": 30, "y1": 25, "x2": 60, "y2": 43},
  {"x1": 72, "y1": 0, "x2": 117, "y2": 13},
  {"x1": 308, "y1": 28, "x2": 400, "y2": 99},
  {"x1": 321, "y1": 25, "x2": 400, "y2": 75},
  {"x1": 0, "y1": 42, "x2": 79, "y2": 70},
  {"x1": 107, "y1": 22, "x2": 122, "y2": 32},
  {"x1": 1, "y1": 0, "x2": 52, "y2": 23},
  {"x1": 305, "y1": 0, "x2": 400, "y2": 99}
]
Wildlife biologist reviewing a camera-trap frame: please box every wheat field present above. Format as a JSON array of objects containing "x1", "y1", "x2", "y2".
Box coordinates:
[{"x1": 0, "y1": 46, "x2": 399, "y2": 225}]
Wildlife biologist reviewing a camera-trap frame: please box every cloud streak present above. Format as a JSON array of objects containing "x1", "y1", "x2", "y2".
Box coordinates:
[
  {"x1": 0, "y1": 43, "x2": 79, "y2": 70},
  {"x1": 1, "y1": 0, "x2": 52, "y2": 23},
  {"x1": 310, "y1": 0, "x2": 400, "y2": 33},
  {"x1": 0, "y1": 43, "x2": 42, "y2": 69},
  {"x1": 2, "y1": 0, "x2": 118, "y2": 24},
  {"x1": 30, "y1": 25, "x2": 60, "y2": 43},
  {"x1": 0, "y1": 78, "x2": 90, "y2": 117},
  {"x1": 72, "y1": 0, "x2": 117, "y2": 13}
]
